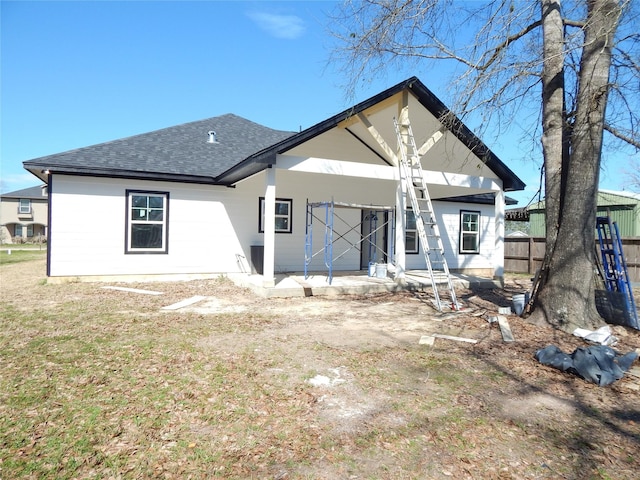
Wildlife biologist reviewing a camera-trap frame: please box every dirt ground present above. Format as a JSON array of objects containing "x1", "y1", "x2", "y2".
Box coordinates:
[{"x1": 2, "y1": 256, "x2": 640, "y2": 479}]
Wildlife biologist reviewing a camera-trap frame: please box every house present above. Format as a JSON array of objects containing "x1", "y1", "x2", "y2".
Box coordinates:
[
  {"x1": 0, "y1": 185, "x2": 48, "y2": 244},
  {"x1": 526, "y1": 190, "x2": 640, "y2": 237},
  {"x1": 22, "y1": 77, "x2": 525, "y2": 288}
]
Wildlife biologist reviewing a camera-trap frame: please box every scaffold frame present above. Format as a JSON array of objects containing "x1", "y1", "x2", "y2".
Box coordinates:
[{"x1": 305, "y1": 199, "x2": 396, "y2": 284}]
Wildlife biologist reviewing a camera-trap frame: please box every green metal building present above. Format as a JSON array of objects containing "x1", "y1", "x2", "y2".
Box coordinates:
[{"x1": 527, "y1": 190, "x2": 640, "y2": 237}]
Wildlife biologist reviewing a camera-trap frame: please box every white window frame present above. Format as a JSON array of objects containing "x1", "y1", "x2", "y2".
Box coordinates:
[
  {"x1": 259, "y1": 197, "x2": 292, "y2": 234},
  {"x1": 19, "y1": 199, "x2": 31, "y2": 214},
  {"x1": 460, "y1": 210, "x2": 480, "y2": 254},
  {"x1": 405, "y1": 210, "x2": 419, "y2": 254},
  {"x1": 125, "y1": 190, "x2": 169, "y2": 254}
]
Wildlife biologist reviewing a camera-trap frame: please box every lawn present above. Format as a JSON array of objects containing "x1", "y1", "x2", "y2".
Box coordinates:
[
  {"x1": 1, "y1": 256, "x2": 639, "y2": 479},
  {"x1": 0, "y1": 249, "x2": 46, "y2": 266}
]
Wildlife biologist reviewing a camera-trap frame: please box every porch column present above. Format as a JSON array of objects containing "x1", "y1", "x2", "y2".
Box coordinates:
[
  {"x1": 263, "y1": 167, "x2": 276, "y2": 287},
  {"x1": 494, "y1": 189, "x2": 505, "y2": 284},
  {"x1": 395, "y1": 177, "x2": 406, "y2": 279}
]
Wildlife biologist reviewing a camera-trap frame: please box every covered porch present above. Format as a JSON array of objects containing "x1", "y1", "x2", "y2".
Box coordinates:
[{"x1": 244, "y1": 79, "x2": 522, "y2": 289}]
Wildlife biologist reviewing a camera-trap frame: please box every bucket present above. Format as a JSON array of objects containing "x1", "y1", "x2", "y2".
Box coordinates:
[
  {"x1": 375, "y1": 263, "x2": 387, "y2": 279},
  {"x1": 512, "y1": 293, "x2": 526, "y2": 316},
  {"x1": 368, "y1": 262, "x2": 376, "y2": 277}
]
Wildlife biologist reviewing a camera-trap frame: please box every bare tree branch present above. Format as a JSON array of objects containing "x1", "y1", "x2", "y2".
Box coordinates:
[{"x1": 604, "y1": 123, "x2": 640, "y2": 149}]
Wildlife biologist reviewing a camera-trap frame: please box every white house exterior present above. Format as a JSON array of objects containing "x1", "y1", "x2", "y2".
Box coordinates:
[{"x1": 23, "y1": 77, "x2": 525, "y2": 286}]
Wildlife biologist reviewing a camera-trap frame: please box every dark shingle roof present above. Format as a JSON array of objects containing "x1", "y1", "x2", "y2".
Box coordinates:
[
  {"x1": 23, "y1": 77, "x2": 525, "y2": 192},
  {"x1": 23, "y1": 114, "x2": 295, "y2": 183},
  {"x1": 0, "y1": 185, "x2": 47, "y2": 199}
]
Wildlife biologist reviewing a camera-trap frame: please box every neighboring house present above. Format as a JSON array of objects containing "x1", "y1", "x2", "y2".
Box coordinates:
[
  {"x1": 22, "y1": 77, "x2": 525, "y2": 285},
  {"x1": 527, "y1": 190, "x2": 640, "y2": 237},
  {"x1": 0, "y1": 185, "x2": 48, "y2": 244}
]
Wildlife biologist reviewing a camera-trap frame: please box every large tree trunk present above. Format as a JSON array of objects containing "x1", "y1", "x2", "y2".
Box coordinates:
[
  {"x1": 539, "y1": 0, "x2": 566, "y2": 271},
  {"x1": 531, "y1": 0, "x2": 622, "y2": 332}
]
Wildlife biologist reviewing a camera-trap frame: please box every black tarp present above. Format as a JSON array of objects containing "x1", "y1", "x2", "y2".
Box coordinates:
[{"x1": 535, "y1": 345, "x2": 638, "y2": 386}]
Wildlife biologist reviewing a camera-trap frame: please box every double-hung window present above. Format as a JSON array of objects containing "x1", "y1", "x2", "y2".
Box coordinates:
[
  {"x1": 460, "y1": 210, "x2": 480, "y2": 254},
  {"x1": 405, "y1": 210, "x2": 419, "y2": 254},
  {"x1": 19, "y1": 199, "x2": 31, "y2": 214},
  {"x1": 259, "y1": 197, "x2": 292, "y2": 234},
  {"x1": 126, "y1": 190, "x2": 169, "y2": 253}
]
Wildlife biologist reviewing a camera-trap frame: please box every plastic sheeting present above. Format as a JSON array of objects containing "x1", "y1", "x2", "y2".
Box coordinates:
[{"x1": 535, "y1": 345, "x2": 638, "y2": 386}]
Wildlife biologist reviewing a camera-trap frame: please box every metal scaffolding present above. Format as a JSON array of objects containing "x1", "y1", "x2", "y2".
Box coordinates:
[{"x1": 305, "y1": 199, "x2": 395, "y2": 284}]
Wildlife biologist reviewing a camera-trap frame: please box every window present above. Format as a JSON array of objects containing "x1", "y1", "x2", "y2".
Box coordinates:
[
  {"x1": 460, "y1": 211, "x2": 480, "y2": 254},
  {"x1": 19, "y1": 199, "x2": 31, "y2": 214},
  {"x1": 125, "y1": 190, "x2": 169, "y2": 253},
  {"x1": 15, "y1": 224, "x2": 23, "y2": 237},
  {"x1": 405, "y1": 210, "x2": 419, "y2": 254},
  {"x1": 259, "y1": 197, "x2": 292, "y2": 234},
  {"x1": 27, "y1": 224, "x2": 34, "y2": 237}
]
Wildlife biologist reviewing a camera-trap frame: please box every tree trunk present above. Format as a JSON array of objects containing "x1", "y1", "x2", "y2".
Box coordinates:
[
  {"x1": 529, "y1": 0, "x2": 568, "y2": 315},
  {"x1": 531, "y1": 0, "x2": 622, "y2": 332},
  {"x1": 538, "y1": 0, "x2": 566, "y2": 286}
]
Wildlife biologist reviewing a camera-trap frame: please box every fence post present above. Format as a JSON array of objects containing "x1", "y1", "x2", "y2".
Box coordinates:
[{"x1": 528, "y1": 237, "x2": 534, "y2": 275}]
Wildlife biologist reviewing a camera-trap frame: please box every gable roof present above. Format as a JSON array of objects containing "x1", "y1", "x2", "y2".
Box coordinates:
[
  {"x1": 23, "y1": 114, "x2": 295, "y2": 184},
  {"x1": 0, "y1": 185, "x2": 47, "y2": 199},
  {"x1": 217, "y1": 77, "x2": 524, "y2": 191},
  {"x1": 23, "y1": 77, "x2": 525, "y2": 192}
]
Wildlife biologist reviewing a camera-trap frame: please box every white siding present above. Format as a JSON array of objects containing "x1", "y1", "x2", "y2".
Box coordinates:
[
  {"x1": 49, "y1": 176, "x2": 245, "y2": 276},
  {"x1": 239, "y1": 169, "x2": 395, "y2": 273},
  {"x1": 49, "y1": 172, "x2": 499, "y2": 277},
  {"x1": 404, "y1": 201, "x2": 496, "y2": 271}
]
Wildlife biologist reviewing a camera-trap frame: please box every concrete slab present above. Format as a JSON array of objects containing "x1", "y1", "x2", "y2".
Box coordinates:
[{"x1": 228, "y1": 269, "x2": 500, "y2": 299}]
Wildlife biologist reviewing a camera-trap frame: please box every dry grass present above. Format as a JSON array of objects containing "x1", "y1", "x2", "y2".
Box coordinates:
[{"x1": 1, "y1": 254, "x2": 639, "y2": 479}]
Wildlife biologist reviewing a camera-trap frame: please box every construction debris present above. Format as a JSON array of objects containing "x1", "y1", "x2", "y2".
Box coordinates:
[
  {"x1": 420, "y1": 334, "x2": 478, "y2": 345},
  {"x1": 162, "y1": 295, "x2": 206, "y2": 310},
  {"x1": 572, "y1": 325, "x2": 617, "y2": 346},
  {"x1": 101, "y1": 286, "x2": 163, "y2": 295},
  {"x1": 496, "y1": 315, "x2": 515, "y2": 343},
  {"x1": 418, "y1": 335, "x2": 435, "y2": 346},
  {"x1": 535, "y1": 344, "x2": 638, "y2": 386}
]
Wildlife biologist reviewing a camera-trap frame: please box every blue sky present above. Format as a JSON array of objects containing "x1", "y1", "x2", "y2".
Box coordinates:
[{"x1": 0, "y1": 1, "x2": 633, "y2": 205}]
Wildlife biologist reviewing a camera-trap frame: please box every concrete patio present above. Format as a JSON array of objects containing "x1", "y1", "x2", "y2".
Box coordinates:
[{"x1": 230, "y1": 267, "x2": 501, "y2": 298}]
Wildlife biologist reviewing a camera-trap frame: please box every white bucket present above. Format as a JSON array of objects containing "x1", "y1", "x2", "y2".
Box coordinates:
[
  {"x1": 512, "y1": 293, "x2": 526, "y2": 316},
  {"x1": 375, "y1": 263, "x2": 387, "y2": 279},
  {"x1": 368, "y1": 262, "x2": 376, "y2": 277}
]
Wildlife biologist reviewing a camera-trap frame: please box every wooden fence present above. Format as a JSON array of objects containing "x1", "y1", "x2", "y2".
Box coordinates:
[{"x1": 504, "y1": 237, "x2": 640, "y2": 283}]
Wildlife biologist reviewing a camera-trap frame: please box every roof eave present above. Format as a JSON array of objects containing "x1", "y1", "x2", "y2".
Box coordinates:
[
  {"x1": 215, "y1": 79, "x2": 421, "y2": 185},
  {"x1": 406, "y1": 80, "x2": 525, "y2": 192},
  {"x1": 24, "y1": 163, "x2": 220, "y2": 186}
]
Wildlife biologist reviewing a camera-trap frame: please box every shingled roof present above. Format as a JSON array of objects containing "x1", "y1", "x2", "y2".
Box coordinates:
[
  {"x1": 0, "y1": 185, "x2": 47, "y2": 199},
  {"x1": 23, "y1": 114, "x2": 295, "y2": 184},
  {"x1": 23, "y1": 77, "x2": 525, "y2": 192}
]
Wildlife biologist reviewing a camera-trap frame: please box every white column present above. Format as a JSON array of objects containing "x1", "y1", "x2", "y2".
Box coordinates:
[
  {"x1": 263, "y1": 167, "x2": 276, "y2": 287},
  {"x1": 395, "y1": 175, "x2": 406, "y2": 279},
  {"x1": 494, "y1": 189, "x2": 505, "y2": 283},
  {"x1": 395, "y1": 100, "x2": 410, "y2": 280}
]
